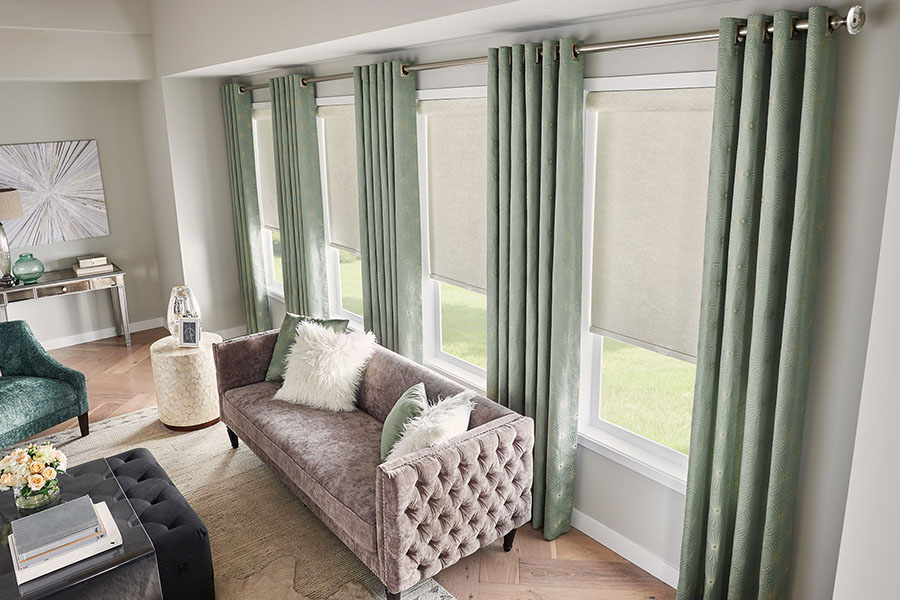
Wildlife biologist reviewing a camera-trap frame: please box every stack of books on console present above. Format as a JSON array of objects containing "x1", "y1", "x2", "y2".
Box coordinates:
[
  {"x1": 73, "y1": 254, "x2": 114, "y2": 277},
  {"x1": 7, "y1": 495, "x2": 122, "y2": 585}
]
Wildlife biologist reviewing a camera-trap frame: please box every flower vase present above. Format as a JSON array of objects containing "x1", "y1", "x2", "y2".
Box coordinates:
[
  {"x1": 12, "y1": 253, "x2": 44, "y2": 284},
  {"x1": 14, "y1": 485, "x2": 61, "y2": 514}
]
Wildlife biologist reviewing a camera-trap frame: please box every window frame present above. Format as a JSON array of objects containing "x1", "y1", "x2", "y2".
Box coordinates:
[
  {"x1": 251, "y1": 103, "x2": 285, "y2": 301},
  {"x1": 315, "y1": 95, "x2": 365, "y2": 329},
  {"x1": 576, "y1": 71, "x2": 717, "y2": 493},
  {"x1": 416, "y1": 87, "x2": 489, "y2": 392}
]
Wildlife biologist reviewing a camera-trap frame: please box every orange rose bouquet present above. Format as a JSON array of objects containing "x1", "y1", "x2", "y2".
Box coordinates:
[{"x1": 0, "y1": 442, "x2": 67, "y2": 510}]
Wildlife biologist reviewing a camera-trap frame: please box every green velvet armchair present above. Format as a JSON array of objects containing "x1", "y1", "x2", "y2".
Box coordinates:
[{"x1": 0, "y1": 320, "x2": 89, "y2": 448}]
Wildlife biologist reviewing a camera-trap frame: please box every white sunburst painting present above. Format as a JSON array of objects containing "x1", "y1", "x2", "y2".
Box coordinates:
[{"x1": 0, "y1": 139, "x2": 109, "y2": 246}]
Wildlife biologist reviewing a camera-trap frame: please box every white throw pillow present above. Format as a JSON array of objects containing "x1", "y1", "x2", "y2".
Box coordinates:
[
  {"x1": 386, "y1": 390, "x2": 476, "y2": 461},
  {"x1": 274, "y1": 321, "x2": 376, "y2": 412}
]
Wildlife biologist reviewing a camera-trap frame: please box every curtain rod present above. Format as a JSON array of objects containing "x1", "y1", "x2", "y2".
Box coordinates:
[{"x1": 239, "y1": 5, "x2": 865, "y2": 93}]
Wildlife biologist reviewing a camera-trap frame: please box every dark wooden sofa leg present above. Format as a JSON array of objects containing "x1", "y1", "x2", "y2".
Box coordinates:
[
  {"x1": 385, "y1": 586, "x2": 400, "y2": 600},
  {"x1": 78, "y1": 413, "x2": 89, "y2": 437},
  {"x1": 503, "y1": 528, "x2": 517, "y2": 552},
  {"x1": 226, "y1": 426, "x2": 239, "y2": 449}
]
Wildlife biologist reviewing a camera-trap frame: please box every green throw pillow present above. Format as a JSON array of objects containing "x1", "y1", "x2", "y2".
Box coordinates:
[
  {"x1": 381, "y1": 383, "x2": 428, "y2": 461},
  {"x1": 265, "y1": 313, "x2": 350, "y2": 382}
]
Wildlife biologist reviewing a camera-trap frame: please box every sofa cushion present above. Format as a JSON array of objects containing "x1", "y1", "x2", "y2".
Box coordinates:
[
  {"x1": 265, "y1": 314, "x2": 350, "y2": 382},
  {"x1": 223, "y1": 382, "x2": 382, "y2": 551},
  {"x1": 0, "y1": 376, "x2": 77, "y2": 432},
  {"x1": 381, "y1": 383, "x2": 428, "y2": 461}
]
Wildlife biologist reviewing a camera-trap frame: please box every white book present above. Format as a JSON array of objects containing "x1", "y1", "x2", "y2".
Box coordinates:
[{"x1": 8, "y1": 501, "x2": 122, "y2": 585}]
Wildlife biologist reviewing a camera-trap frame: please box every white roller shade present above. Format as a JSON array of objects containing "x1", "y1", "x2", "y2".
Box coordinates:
[
  {"x1": 419, "y1": 98, "x2": 487, "y2": 292},
  {"x1": 318, "y1": 104, "x2": 360, "y2": 254},
  {"x1": 252, "y1": 108, "x2": 279, "y2": 230},
  {"x1": 588, "y1": 87, "x2": 714, "y2": 361}
]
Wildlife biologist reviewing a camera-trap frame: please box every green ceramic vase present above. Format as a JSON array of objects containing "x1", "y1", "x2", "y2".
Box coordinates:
[{"x1": 12, "y1": 253, "x2": 44, "y2": 284}]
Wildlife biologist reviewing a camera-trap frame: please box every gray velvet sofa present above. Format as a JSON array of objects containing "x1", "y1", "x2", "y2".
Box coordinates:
[{"x1": 212, "y1": 330, "x2": 534, "y2": 599}]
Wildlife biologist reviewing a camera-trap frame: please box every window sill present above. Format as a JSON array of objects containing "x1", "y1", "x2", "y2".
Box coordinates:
[
  {"x1": 577, "y1": 425, "x2": 687, "y2": 495},
  {"x1": 267, "y1": 286, "x2": 284, "y2": 303},
  {"x1": 424, "y1": 356, "x2": 487, "y2": 395}
]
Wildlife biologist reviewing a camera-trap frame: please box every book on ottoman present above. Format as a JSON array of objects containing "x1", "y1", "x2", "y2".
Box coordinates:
[{"x1": 8, "y1": 499, "x2": 122, "y2": 584}]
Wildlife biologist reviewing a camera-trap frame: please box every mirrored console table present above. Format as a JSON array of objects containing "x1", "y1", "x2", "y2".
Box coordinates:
[{"x1": 0, "y1": 264, "x2": 131, "y2": 346}]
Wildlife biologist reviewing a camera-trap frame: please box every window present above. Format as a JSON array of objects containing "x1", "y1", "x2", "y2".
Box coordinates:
[
  {"x1": 580, "y1": 75, "x2": 715, "y2": 479},
  {"x1": 252, "y1": 106, "x2": 283, "y2": 296},
  {"x1": 438, "y1": 281, "x2": 487, "y2": 370},
  {"x1": 317, "y1": 102, "x2": 363, "y2": 324},
  {"x1": 417, "y1": 94, "x2": 488, "y2": 385}
]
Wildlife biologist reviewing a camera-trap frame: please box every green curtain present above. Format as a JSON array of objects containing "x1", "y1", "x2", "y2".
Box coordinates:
[
  {"x1": 221, "y1": 83, "x2": 272, "y2": 333},
  {"x1": 269, "y1": 74, "x2": 329, "y2": 316},
  {"x1": 678, "y1": 8, "x2": 838, "y2": 599},
  {"x1": 352, "y1": 62, "x2": 423, "y2": 361},
  {"x1": 487, "y1": 40, "x2": 584, "y2": 540}
]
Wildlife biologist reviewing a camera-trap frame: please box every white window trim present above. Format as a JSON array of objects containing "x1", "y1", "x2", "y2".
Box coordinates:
[
  {"x1": 251, "y1": 108, "x2": 285, "y2": 301},
  {"x1": 261, "y1": 228, "x2": 284, "y2": 301},
  {"x1": 315, "y1": 105, "x2": 364, "y2": 328},
  {"x1": 416, "y1": 86, "x2": 488, "y2": 391},
  {"x1": 577, "y1": 71, "x2": 716, "y2": 494}
]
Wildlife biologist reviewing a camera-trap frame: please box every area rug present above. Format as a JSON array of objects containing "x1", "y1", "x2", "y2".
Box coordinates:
[{"x1": 19, "y1": 408, "x2": 454, "y2": 600}]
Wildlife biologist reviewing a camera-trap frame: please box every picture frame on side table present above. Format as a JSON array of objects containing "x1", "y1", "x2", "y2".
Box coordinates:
[{"x1": 178, "y1": 318, "x2": 200, "y2": 348}]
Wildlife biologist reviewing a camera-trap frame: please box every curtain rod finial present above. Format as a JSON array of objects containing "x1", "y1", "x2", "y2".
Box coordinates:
[{"x1": 846, "y1": 5, "x2": 866, "y2": 35}]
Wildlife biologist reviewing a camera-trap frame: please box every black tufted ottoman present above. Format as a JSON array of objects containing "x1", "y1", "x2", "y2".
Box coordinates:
[{"x1": 107, "y1": 448, "x2": 214, "y2": 600}]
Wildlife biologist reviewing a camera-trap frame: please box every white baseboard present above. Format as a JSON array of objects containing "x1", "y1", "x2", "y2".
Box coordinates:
[
  {"x1": 571, "y1": 508, "x2": 680, "y2": 589},
  {"x1": 40, "y1": 318, "x2": 166, "y2": 350}
]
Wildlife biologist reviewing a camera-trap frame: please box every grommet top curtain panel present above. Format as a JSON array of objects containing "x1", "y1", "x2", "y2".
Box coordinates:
[
  {"x1": 487, "y1": 40, "x2": 584, "y2": 540},
  {"x1": 269, "y1": 74, "x2": 329, "y2": 317},
  {"x1": 221, "y1": 83, "x2": 272, "y2": 333},
  {"x1": 353, "y1": 62, "x2": 423, "y2": 361},
  {"x1": 677, "y1": 8, "x2": 838, "y2": 600}
]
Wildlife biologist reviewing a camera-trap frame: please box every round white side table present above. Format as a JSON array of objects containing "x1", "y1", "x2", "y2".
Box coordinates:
[{"x1": 149, "y1": 332, "x2": 222, "y2": 431}]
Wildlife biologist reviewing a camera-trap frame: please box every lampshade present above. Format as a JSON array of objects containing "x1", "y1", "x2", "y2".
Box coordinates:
[{"x1": 0, "y1": 189, "x2": 22, "y2": 221}]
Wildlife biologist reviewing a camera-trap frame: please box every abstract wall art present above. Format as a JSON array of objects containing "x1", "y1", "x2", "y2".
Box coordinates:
[{"x1": 0, "y1": 139, "x2": 109, "y2": 246}]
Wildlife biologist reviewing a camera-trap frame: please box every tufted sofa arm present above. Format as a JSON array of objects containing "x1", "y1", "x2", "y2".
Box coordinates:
[{"x1": 375, "y1": 413, "x2": 534, "y2": 593}]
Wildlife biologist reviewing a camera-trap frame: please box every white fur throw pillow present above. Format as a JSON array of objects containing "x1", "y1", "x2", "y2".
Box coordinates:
[
  {"x1": 274, "y1": 321, "x2": 376, "y2": 412},
  {"x1": 386, "y1": 390, "x2": 476, "y2": 461}
]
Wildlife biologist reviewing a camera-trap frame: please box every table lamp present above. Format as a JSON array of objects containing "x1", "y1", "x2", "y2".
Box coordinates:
[{"x1": 0, "y1": 188, "x2": 23, "y2": 288}]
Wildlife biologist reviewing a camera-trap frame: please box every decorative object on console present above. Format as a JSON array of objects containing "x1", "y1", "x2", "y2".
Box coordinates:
[
  {"x1": 178, "y1": 317, "x2": 200, "y2": 348},
  {"x1": 265, "y1": 312, "x2": 350, "y2": 382},
  {"x1": 12, "y1": 252, "x2": 44, "y2": 284},
  {"x1": 273, "y1": 321, "x2": 376, "y2": 412},
  {"x1": 73, "y1": 254, "x2": 114, "y2": 277},
  {"x1": 0, "y1": 188, "x2": 22, "y2": 288},
  {"x1": 150, "y1": 332, "x2": 222, "y2": 431},
  {"x1": 166, "y1": 285, "x2": 202, "y2": 337},
  {"x1": 0, "y1": 442, "x2": 67, "y2": 513},
  {"x1": 0, "y1": 140, "x2": 109, "y2": 246},
  {"x1": 385, "y1": 390, "x2": 476, "y2": 461},
  {"x1": 76, "y1": 254, "x2": 107, "y2": 269}
]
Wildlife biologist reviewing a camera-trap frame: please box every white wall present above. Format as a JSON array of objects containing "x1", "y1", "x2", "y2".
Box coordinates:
[
  {"x1": 158, "y1": 77, "x2": 245, "y2": 335},
  {"x1": 0, "y1": 0, "x2": 153, "y2": 81},
  {"x1": 0, "y1": 81, "x2": 163, "y2": 345},
  {"x1": 150, "y1": 0, "x2": 521, "y2": 76},
  {"x1": 831, "y1": 90, "x2": 900, "y2": 599}
]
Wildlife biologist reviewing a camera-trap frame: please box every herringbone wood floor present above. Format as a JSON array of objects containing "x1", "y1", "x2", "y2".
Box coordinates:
[{"x1": 44, "y1": 329, "x2": 676, "y2": 600}]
